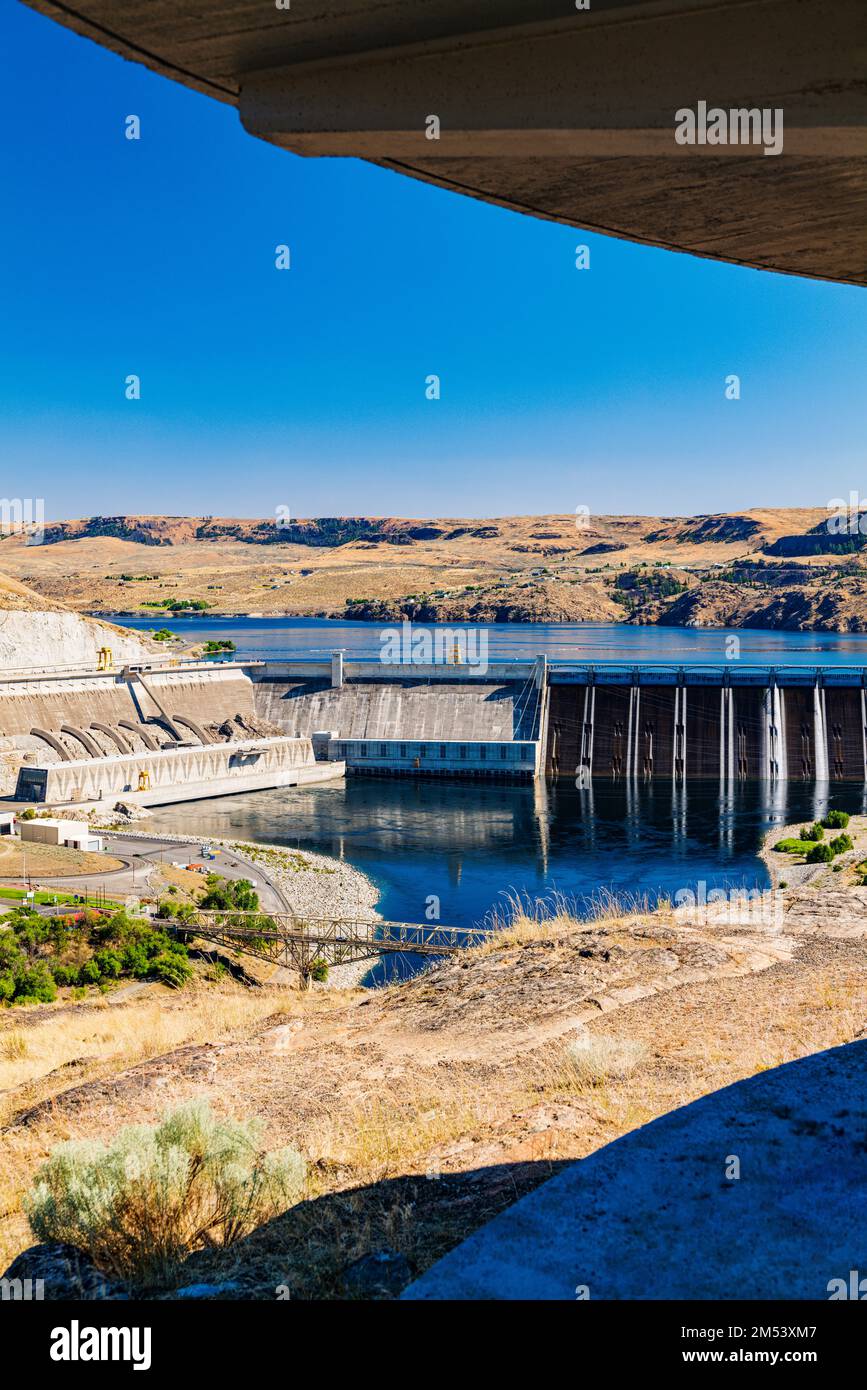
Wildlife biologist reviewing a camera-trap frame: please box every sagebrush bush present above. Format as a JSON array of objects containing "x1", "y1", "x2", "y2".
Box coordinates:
[
  {"x1": 24, "y1": 1099, "x2": 306, "y2": 1287},
  {"x1": 565, "y1": 1033, "x2": 648, "y2": 1086},
  {"x1": 806, "y1": 841, "x2": 834, "y2": 864},
  {"x1": 830, "y1": 833, "x2": 854, "y2": 855}
]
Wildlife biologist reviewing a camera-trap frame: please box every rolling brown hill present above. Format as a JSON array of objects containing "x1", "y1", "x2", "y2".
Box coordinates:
[{"x1": 2, "y1": 507, "x2": 865, "y2": 631}]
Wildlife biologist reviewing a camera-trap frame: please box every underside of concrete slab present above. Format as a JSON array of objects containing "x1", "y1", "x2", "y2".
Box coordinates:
[{"x1": 21, "y1": 0, "x2": 867, "y2": 285}]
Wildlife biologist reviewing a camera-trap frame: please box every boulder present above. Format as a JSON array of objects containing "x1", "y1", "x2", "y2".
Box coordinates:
[
  {"x1": 2, "y1": 1243, "x2": 128, "y2": 1300},
  {"x1": 341, "y1": 1249, "x2": 412, "y2": 1299}
]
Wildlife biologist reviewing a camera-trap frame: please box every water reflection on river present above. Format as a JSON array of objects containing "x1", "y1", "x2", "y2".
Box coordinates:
[{"x1": 147, "y1": 776, "x2": 867, "y2": 934}]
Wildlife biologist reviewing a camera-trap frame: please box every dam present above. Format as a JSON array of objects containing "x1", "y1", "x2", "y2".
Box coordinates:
[
  {"x1": 545, "y1": 663, "x2": 867, "y2": 784},
  {"x1": 4, "y1": 655, "x2": 867, "y2": 810}
]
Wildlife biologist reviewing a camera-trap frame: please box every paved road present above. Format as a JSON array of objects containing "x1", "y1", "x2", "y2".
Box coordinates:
[{"x1": 0, "y1": 831, "x2": 292, "y2": 916}]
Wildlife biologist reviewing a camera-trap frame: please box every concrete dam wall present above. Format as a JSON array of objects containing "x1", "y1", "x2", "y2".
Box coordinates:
[
  {"x1": 249, "y1": 670, "x2": 545, "y2": 781},
  {"x1": 0, "y1": 663, "x2": 337, "y2": 807},
  {"x1": 4, "y1": 658, "x2": 864, "y2": 806},
  {"x1": 2, "y1": 660, "x2": 543, "y2": 804},
  {"x1": 0, "y1": 668, "x2": 256, "y2": 741},
  {"x1": 17, "y1": 736, "x2": 336, "y2": 808},
  {"x1": 251, "y1": 676, "x2": 540, "y2": 742},
  {"x1": 547, "y1": 681, "x2": 867, "y2": 782}
]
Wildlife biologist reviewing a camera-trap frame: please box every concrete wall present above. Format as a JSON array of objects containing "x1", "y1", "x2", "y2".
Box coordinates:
[
  {"x1": 0, "y1": 676, "x2": 140, "y2": 739},
  {"x1": 252, "y1": 677, "x2": 540, "y2": 742},
  {"x1": 320, "y1": 735, "x2": 539, "y2": 780},
  {"x1": 141, "y1": 668, "x2": 256, "y2": 724},
  {"x1": 0, "y1": 667, "x2": 256, "y2": 740},
  {"x1": 17, "y1": 736, "x2": 339, "y2": 808}
]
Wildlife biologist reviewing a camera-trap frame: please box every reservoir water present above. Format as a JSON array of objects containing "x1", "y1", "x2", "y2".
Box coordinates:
[
  {"x1": 114, "y1": 613, "x2": 867, "y2": 667},
  {"x1": 130, "y1": 619, "x2": 867, "y2": 964}
]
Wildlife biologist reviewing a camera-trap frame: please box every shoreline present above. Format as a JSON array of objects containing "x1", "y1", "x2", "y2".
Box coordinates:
[
  {"x1": 101, "y1": 826, "x2": 383, "y2": 990},
  {"x1": 87, "y1": 608, "x2": 867, "y2": 638},
  {"x1": 227, "y1": 838, "x2": 382, "y2": 990},
  {"x1": 760, "y1": 812, "x2": 867, "y2": 892}
]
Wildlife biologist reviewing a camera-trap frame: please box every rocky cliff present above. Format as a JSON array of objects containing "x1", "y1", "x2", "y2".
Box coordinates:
[{"x1": 0, "y1": 573, "x2": 152, "y2": 670}]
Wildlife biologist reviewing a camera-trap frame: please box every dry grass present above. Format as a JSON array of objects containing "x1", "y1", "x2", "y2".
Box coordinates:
[
  {"x1": 153, "y1": 864, "x2": 208, "y2": 901},
  {"x1": 0, "y1": 1031, "x2": 28, "y2": 1062},
  {"x1": 0, "y1": 987, "x2": 300, "y2": 1116},
  {"x1": 565, "y1": 1033, "x2": 649, "y2": 1087},
  {"x1": 0, "y1": 840, "x2": 123, "y2": 877},
  {"x1": 309, "y1": 1073, "x2": 492, "y2": 1182},
  {"x1": 813, "y1": 972, "x2": 856, "y2": 1012},
  {"x1": 0, "y1": 507, "x2": 835, "y2": 626},
  {"x1": 475, "y1": 887, "x2": 661, "y2": 953}
]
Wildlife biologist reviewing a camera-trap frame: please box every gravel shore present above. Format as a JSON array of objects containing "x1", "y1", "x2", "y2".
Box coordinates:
[
  {"x1": 101, "y1": 826, "x2": 384, "y2": 990},
  {"x1": 222, "y1": 838, "x2": 382, "y2": 989},
  {"x1": 761, "y1": 814, "x2": 866, "y2": 891}
]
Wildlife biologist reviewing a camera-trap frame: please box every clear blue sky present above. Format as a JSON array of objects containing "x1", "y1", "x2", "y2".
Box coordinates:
[{"x1": 2, "y1": 2, "x2": 865, "y2": 522}]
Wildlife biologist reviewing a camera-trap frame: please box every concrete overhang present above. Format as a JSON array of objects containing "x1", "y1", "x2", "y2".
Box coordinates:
[{"x1": 21, "y1": 0, "x2": 867, "y2": 284}]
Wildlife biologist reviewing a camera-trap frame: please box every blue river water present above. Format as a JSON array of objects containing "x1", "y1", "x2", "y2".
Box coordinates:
[{"x1": 114, "y1": 613, "x2": 867, "y2": 667}]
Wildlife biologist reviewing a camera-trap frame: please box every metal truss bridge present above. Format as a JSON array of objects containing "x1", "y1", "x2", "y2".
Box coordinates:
[{"x1": 176, "y1": 910, "x2": 490, "y2": 981}]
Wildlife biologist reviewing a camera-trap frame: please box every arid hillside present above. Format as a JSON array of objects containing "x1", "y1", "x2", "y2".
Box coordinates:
[
  {"x1": 3, "y1": 836, "x2": 867, "y2": 1297},
  {"x1": 2, "y1": 507, "x2": 866, "y2": 629}
]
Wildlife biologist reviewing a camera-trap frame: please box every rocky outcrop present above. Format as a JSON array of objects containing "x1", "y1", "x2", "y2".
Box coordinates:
[
  {"x1": 0, "y1": 609, "x2": 152, "y2": 671},
  {"x1": 646, "y1": 513, "x2": 764, "y2": 545},
  {"x1": 1, "y1": 1243, "x2": 128, "y2": 1300},
  {"x1": 209, "y1": 712, "x2": 286, "y2": 742},
  {"x1": 765, "y1": 528, "x2": 867, "y2": 558},
  {"x1": 658, "y1": 579, "x2": 867, "y2": 631},
  {"x1": 343, "y1": 580, "x2": 623, "y2": 625}
]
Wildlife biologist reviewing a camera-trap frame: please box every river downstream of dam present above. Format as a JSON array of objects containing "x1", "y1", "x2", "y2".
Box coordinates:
[{"x1": 146, "y1": 776, "x2": 867, "y2": 979}]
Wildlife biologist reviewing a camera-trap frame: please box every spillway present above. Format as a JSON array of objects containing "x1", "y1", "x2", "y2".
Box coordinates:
[
  {"x1": 544, "y1": 667, "x2": 866, "y2": 784},
  {"x1": 2, "y1": 656, "x2": 866, "y2": 810}
]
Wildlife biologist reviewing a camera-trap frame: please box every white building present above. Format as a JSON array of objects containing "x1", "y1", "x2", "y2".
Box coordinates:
[
  {"x1": 0, "y1": 811, "x2": 15, "y2": 837},
  {"x1": 19, "y1": 819, "x2": 104, "y2": 852}
]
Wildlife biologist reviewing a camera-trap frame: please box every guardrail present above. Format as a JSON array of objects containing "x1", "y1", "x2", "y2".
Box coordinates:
[{"x1": 4, "y1": 654, "x2": 867, "y2": 682}]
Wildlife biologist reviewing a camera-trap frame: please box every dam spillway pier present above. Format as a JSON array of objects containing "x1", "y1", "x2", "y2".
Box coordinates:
[
  {"x1": 3, "y1": 655, "x2": 867, "y2": 811},
  {"x1": 546, "y1": 663, "x2": 867, "y2": 784}
]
